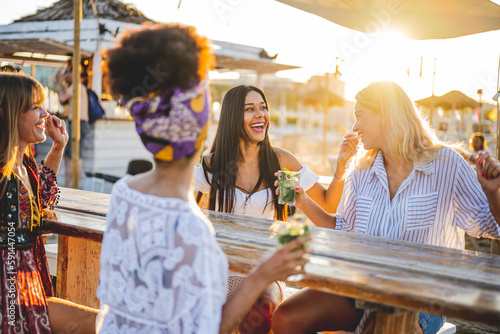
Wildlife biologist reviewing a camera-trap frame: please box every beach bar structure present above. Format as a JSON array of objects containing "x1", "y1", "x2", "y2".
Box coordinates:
[
  {"x1": 0, "y1": 0, "x2": 298, "y2": 99},
  {"x1": 0, "y1": 0, "x2": 299, "y2": 183}
]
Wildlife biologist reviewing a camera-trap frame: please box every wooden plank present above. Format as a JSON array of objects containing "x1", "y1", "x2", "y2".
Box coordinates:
[
  {"x1": 63, "y1": 236, "x2": 101, "y2": 308},
  {"x1": 492, "y1": 239, "x2": 500, "y2": 254},
  {"x1": 374, "y1": 311, "x2": 419, "y2": 334},
  {"x1": 55, "y1": 187, "x2": 110, "y2": 215},
  {"x1": 56, "y1": 235, "x2": 68, "y2": 298},
  {"x1": 214, "y1": 218, "x2": 500, "y2": 290},
  {"x1": 44, "y1": 209, "x2": 104, "y2": 242},
  {"x1": 218, "y1": 236, "x2": 500, "y2": 325}
]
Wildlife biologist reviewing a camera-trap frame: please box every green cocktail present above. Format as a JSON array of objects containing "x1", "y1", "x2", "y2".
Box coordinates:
[
  {"x1": 277, "y1": 170, "x2": 300, "y2": 205},
  {"x1": 278, "y1": 223, "x2": 312, "y2": 249},
  {"x1": 277, "y1": 223, "x2": 312, "y2": 281}
]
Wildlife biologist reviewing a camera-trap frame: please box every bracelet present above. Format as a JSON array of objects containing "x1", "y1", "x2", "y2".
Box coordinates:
[{"x1": 334, "y1": 173, "x2": 342, "y2": 180}]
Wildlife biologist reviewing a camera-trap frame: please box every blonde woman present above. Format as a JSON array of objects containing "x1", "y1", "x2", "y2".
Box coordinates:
[{"x1": 272, "y1": 81, "x2": 500, "y2": 334}]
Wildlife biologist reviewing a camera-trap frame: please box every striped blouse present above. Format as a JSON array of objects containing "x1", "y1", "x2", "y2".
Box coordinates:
[{"x1": 335, "y1": 147, "x2": 499, "y2": 249}]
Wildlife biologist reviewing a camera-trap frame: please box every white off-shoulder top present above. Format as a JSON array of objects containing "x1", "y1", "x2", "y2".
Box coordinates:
[{"x1": 194, "y1": 164, "x2": 320, "y2": 219}]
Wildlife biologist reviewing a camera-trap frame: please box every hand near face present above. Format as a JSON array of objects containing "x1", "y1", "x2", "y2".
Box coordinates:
[
  {"x1": 337, "y1": 133, "x2": 359, "y2": 167},
  {"x1": 45, "y1": 114, "x2": 68, "y2": 150},
  {"x1": 475, "y1": 151, "x2": 500, "y2": 194}
]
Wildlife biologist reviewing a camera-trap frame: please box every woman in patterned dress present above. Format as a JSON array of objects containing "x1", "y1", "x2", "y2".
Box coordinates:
[{"x1": 0, "y1": 72, "x2": 97, "y2": 333}]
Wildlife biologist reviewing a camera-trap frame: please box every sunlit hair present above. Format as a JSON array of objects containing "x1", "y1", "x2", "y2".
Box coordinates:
[
  {"x1": 346, "y1": 81, "x2": 463, "y2": 176},
  {"x1": 201, "y1": 85, "x2": 287, "y2": 221},
  {"x1": 469, "y1": 132, "x2": 487, "y2": 151},
  {"x1": 105, "y1": 23, "x2": 214, "y2": 99},
  {"x1": 0, "y1": 73, "x2": 44, "y2": 196},
  {"x1": 0, "y1": 65, "x2": 22, "y2": 73}
]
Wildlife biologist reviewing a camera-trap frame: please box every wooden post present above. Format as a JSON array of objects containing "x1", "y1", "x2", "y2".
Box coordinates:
[
  {"x1": 356, "y1": 300, "x2": 420, "y2": 334},
  {"x1": 492, "y1": 239, "x2": 500, "y2": 255},
  {"x1": 71, "y1": 0, "x2": 82, "y2": 189},
  {"x1": 55, "y1": 235, "x2": 101, "y2": 308},
  {"x1": 56, "y1": 235, "x2": 68, "y2": 298},
  {"x1": 374, "y1": 310, "x2": 419, "y2": 334},
  {"x1": 256, "y1": 72, "x2": 264, "y2": 91}
]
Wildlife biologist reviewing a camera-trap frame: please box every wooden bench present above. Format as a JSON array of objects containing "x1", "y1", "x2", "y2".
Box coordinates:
[{"x1": 43, "y1": 187, "x2": 500, "y2": 333}]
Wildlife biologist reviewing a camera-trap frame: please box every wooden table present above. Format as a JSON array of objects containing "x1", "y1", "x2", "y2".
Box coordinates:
[{"x1": 43, "y1": 187, "x2": 500, "y2": 333}]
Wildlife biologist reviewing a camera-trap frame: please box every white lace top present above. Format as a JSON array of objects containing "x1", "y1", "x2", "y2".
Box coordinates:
[
  {"x1": 96, "y1": 176, "x2": 229, "y2": 333},
  {"x1": 194, "y1": 164, "x2": 320, "y2": 219}
]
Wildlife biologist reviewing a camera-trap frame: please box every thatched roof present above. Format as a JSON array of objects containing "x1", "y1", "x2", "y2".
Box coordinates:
[
  {"x1": 14, "y1": 0, "x2": 154, "y2": 24},
  {"x1": 416, "y1": 91, "x2": 479, "y2": 110},
  {"x1": 301, "y1": 87, "x2": 344, "y2": 107}
]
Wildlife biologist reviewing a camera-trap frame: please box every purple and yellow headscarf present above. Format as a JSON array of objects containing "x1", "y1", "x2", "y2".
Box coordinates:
[{"x1": 125, "y1": 81, "x2": 210, "y2": 162}]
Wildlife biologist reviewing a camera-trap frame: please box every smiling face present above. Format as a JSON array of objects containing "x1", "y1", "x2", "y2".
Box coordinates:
[
  {"x1": 352, "y1": 102, "x2": 385, "y2": 151},
  {"x1": 242, "y1": 90, "x2": 270, "y2": 144},
  {"x1": 18, "y1": 98, "x2": 49, "y2": 148}
]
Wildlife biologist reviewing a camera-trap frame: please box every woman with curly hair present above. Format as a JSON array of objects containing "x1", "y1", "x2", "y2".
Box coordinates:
[
  {"x1": 0, "y1": 72, "x2": 97, "y2": 333},
  {"x1": 97, "y1": 23, "x2": 310, "y2": 334}
]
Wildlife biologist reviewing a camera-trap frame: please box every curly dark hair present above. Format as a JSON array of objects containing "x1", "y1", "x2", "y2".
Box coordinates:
[{"x1": 105, "y1": 23, "x2": 214, "y2": 99}]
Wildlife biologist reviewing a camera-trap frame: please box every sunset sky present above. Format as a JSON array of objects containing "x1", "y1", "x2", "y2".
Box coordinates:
[{"x1": 1, "y1": 0, "x2": 500, "y2": 102}]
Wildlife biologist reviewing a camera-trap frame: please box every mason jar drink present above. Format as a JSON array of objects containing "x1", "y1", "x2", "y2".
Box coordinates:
[
  {"x1": 277, "y1": 170, "x2": 300, "y2": 205},
  {"x1": 278, "y1": 223, "x2": 312, "y2": 249},
  {"x1": 277, "y1": 222, "x2": 312, "y2": 281}
]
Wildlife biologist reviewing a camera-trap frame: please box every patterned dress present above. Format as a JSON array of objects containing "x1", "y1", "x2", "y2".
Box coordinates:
[{"x1": 0, "y1": 155, "x2": 59, "y2": 333}]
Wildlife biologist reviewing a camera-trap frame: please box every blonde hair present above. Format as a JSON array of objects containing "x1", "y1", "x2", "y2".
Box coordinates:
[
  {"x1": 0, "y1": 73, "x2": 44, "y2": 196},
  {"x1": 346, "y1": 81, "x2": 463, "y2": 176}
]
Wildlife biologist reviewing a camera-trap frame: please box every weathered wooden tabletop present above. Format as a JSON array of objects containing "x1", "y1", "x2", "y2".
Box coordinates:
[{"x1": 44, "y1": 187, "x2": 500, "y2": 328}]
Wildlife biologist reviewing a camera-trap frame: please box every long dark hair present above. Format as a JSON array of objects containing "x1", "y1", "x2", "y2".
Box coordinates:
[{"x1": 202, "y1": 85, "x2": 287, "y2": 221}]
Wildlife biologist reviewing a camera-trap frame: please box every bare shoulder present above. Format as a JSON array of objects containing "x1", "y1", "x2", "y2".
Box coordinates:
[
  {"x1": 201, "y1": 154, "x2": 212, "y2": 168},
  {"x1": 273, "y1": 147, "x2": 302, "y2": 171}
]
